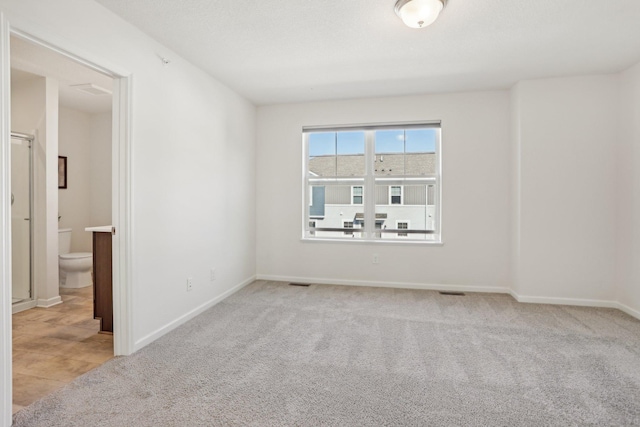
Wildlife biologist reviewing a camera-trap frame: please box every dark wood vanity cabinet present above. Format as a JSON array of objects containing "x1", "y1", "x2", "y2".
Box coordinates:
[{"x1": 92, "y1": 231, "x2": 113, "y2": 333}]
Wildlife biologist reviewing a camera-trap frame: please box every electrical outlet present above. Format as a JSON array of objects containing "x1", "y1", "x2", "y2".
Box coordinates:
[
  {"x1": 210, "y1": 268, "x2": 217, "y2": 281},
  {"x1": 187, "y1": 277, "x2": 193, "y2": 292},
  {"x1": 373, "y1": 254, "x2": 379, "y2": 264}
]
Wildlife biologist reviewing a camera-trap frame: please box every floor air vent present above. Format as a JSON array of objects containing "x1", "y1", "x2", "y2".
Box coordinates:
[
  {"x1": 289, "y1": 283, "x2": 310, "y2": 287},
  {"x1": 439, "y1": 291, "x2": 465, "y2": 296}
]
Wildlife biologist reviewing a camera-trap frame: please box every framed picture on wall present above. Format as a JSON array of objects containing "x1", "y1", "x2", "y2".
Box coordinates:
[{"x1": 58, "y1": 156, "x2": 67, "y2": 189}]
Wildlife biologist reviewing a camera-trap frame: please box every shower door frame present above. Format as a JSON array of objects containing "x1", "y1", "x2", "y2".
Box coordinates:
[
  {"x1": 10, "y1": 131, "x2": 34, "y2": 312},
  {"x1": 0, "y1": 13, "x2": 134, "y2": 425}
]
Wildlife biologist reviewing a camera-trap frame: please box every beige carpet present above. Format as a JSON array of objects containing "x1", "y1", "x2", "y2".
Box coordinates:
[{"x1": 13, "y1": 280, "x2": 640, "y2": 426}]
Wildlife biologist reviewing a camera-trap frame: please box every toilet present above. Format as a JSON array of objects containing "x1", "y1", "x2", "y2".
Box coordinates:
[{"x1": 58, "y1": 228, "x2": 93, "y2": 288}]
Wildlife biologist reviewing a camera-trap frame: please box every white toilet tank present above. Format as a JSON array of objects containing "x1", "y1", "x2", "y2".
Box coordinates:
[{"x1": 58, "y1": 228, "x2": 72, "y2": 255}]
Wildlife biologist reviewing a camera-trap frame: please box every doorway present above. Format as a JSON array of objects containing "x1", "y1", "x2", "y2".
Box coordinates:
[
  {"x1": 9, "y1": 33, "x2": 117, "y2": 412},
  {"x1": 0, "y1": 23, "x2": 133, "y2": 420}
]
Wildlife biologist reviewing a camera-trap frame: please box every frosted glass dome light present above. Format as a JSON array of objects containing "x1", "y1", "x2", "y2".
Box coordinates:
[{"x1": 394, "y1": 0, "x2": 446, "y2": 29}]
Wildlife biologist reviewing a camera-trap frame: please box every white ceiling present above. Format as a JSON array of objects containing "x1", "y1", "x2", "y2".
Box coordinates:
[
  {"x1": 96, "y1": 0, "x2": 640, "y2": 106},
  {"x1": 11, "y1": 36, "x2": 113, "y2": 114}
]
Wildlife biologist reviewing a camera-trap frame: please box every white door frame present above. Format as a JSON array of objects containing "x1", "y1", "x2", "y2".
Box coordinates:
[{"x1": 0, "y1": 13, "x2": 133, "y2": 424}]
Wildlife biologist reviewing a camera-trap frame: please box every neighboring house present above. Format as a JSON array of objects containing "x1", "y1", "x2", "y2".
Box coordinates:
[{"x1": 309, "y1": 153, "x2": 436, "y2": 239}]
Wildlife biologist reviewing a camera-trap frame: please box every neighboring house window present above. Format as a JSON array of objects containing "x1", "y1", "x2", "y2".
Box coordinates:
[
  {"x1": 390, "y1": 186, "x2": 402, "y2": 205},
  {"x1": 309, "y1": 221, "x2": 316, "y2": 236},
  {"x1": 352, "y1": 186, "x2": 363, "y2": 205},
  {"x1": 396, "y1": 221, "x2": 409, "y2": 237},
  {"x1": 303, "y1": 122, "x2": 441, "y2": 242},
  {"x1": 343, "y1": 220, "x2": 354, "y2": 236}
]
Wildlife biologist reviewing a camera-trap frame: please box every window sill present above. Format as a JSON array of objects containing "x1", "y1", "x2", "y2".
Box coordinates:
[{"x1": 301, "y1": 237, "x2": 444, "y2": 246}]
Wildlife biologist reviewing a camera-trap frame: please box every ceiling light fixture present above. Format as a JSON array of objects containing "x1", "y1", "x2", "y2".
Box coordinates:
[{"x1": 394, "y1": 0, "x2": 446, "y2": 29}]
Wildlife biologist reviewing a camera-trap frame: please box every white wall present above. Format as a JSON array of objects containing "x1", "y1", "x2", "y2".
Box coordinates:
[
  {"x1": 11, "y1": 75, "x2": 60, "y2": 307},
  {"x1": 58, "y1": 108, "x2": 113, "y2": 252},
  {"x1": 617, "y1": 61, "x2": 640, "y2": 316},
  {"x1": 89, "y1": 112, "x2": 112, "y2": 226},
  {"x1": 256, "y1": 91, "x2": 511, "y2": 291},
  {"x1": 510, "y1": 75, "x2": 619, "y2": 303},
  {"x1": 58, "y1": 106, "x2": 92, "y2": 252},
  {"x1": 0, "y1": 4, "x2": 256, "y2": 424}
]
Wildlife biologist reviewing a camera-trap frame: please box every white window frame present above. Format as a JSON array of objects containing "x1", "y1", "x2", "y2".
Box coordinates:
[
  {"x1": 352, "y1": 185, "x2": 363, "y2": 205},
  {"x1": 396, "y1": 220, "x2": 410, "y2": 237},
  {"x1": 302, "y1": 121, "x2": 442, "y2": 244},
  {"x1": 389, "y1": 185, "x2": 403, "y2": 205},
  {"x1": 343, "y1": 220, "x2": 354, "y2": 236}
]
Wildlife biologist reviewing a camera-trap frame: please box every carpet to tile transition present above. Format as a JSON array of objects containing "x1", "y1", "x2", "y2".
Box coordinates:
[{"x1": 12, "y1": 280, "x2": 640, "y2": 426}]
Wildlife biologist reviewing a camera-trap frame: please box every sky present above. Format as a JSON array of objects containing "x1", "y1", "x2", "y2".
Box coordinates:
[{"x1": 308, "y1": 129, "x2": 437, "y2": 157}]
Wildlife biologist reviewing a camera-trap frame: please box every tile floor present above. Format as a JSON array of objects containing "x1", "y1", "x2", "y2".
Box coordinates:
[{"x1": 12, "y1": 286, "x2": 114, "y2": 414}]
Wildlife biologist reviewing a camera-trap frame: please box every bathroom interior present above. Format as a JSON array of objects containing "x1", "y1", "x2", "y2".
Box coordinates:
[{"x1": 10, "y1": 35, "x2": 115, "y2": 412}]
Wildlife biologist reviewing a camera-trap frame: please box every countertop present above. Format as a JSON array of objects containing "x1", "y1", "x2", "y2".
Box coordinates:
[{"x1": 85, "y1": 225, "x2": 112, "y2": 233}]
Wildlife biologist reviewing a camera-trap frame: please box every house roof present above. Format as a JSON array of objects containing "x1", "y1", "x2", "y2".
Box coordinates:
[{"x1": 309, "y1": 153, "x2": 436, "y2": 177}]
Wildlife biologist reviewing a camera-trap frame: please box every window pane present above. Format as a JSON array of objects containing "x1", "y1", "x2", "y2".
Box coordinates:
[
  {"x1": 352, "y1": 186, "x2": 363, "y2": 205},
  {"x1": 375, "y1": 184, "x2": 436, "y2": 241},
  {"x1": 309, "y1": 184, "x2": 364, "y2": 238},
  {"x1": 375, "y1": 130, "x2": 404, "y2": 176},
  {"x1": 390, "y1": 186, "x2": 401, "y2": 204},
  {"x1": 397, "y1": 221, "x2": 408, "y2": 237},
  {"x1": 309, "y1": 186, "x2": 325, "y2": 218},
  {"x1": 308, "y1": 132, "x2": 336, "y2": 177},
  {"x1": 405, "y1": 129, "x2": 436, "y2": 153},
  {"x1": 406, "y1": 129, "x2": 437, "y2": 176},
  {"x1": 375, "y1": 130, "x2": 404, "y2": 153},
  {"x1": 343, "y1": 221, "x2": 354, "y2": 236},
  {"x1": 337, "y1": 131, "x2": 365, "y2": 176}
]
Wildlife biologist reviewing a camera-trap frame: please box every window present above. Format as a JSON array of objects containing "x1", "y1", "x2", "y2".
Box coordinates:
[
  {"x1": 343, "y1": 220, "x2": 354, "y2": 236},
  {"x1": 352, "y1": 186, "x2": 363, "y2": 205},
  {"x1": 304, "y1": 122, "x2": 441, "y2": 242},
  {"x1": 390, "y1": 186, "x2": 402, "y2": 205},
  {"x1": 396, "y1": 221, "x2": 409, "y2": 237}
]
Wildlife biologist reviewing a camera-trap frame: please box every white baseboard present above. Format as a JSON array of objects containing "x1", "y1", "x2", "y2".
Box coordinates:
[
  {"x1": 509, "y1": 290, "x2": 620, "y2": 309},
  {"x1": 616, "y1": 302, "x2": 640, "y2": 321},
  {"x1": 510, "y1": 290, "x2": 640, "y2": 321},
  {"x1": 36, "y1": 296, "x2": 62, "y2": 308},
  {"x1": 256, "y1": 274, "x2": 510, "y2": 294},
  {"x1": 257, "y1": 276, "x2": 640, "y2": 321},
  {"x1": 12, "y1": 299, "x2": 37, "y2": 314},
  {"x1": 133, "y1": 275, "x2": 256, "y2": 352}
]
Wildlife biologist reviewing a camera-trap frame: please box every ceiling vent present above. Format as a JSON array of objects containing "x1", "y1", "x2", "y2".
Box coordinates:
[{"x1": 70, "y1": 83, "x2": 112, "y2": 96}]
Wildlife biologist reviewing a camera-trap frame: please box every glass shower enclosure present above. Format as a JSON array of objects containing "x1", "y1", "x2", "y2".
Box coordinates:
[{"x1": 11, "y1": 132, "x2": 33, "y2": 305}]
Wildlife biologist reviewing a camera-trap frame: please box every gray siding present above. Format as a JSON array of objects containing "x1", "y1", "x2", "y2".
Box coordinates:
[
  {"x1": 325, "y1": 185, "x2": 351, "y2": 204},
  {"x1": 405, "y1": 185, "x2": 426, "y2": 205},
  {"x1": 376, "y1": 186, "x2": 389, "y2": 205},
  {"x1": 321, "y1": 184, "x2": 435, "y2": 206}
]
